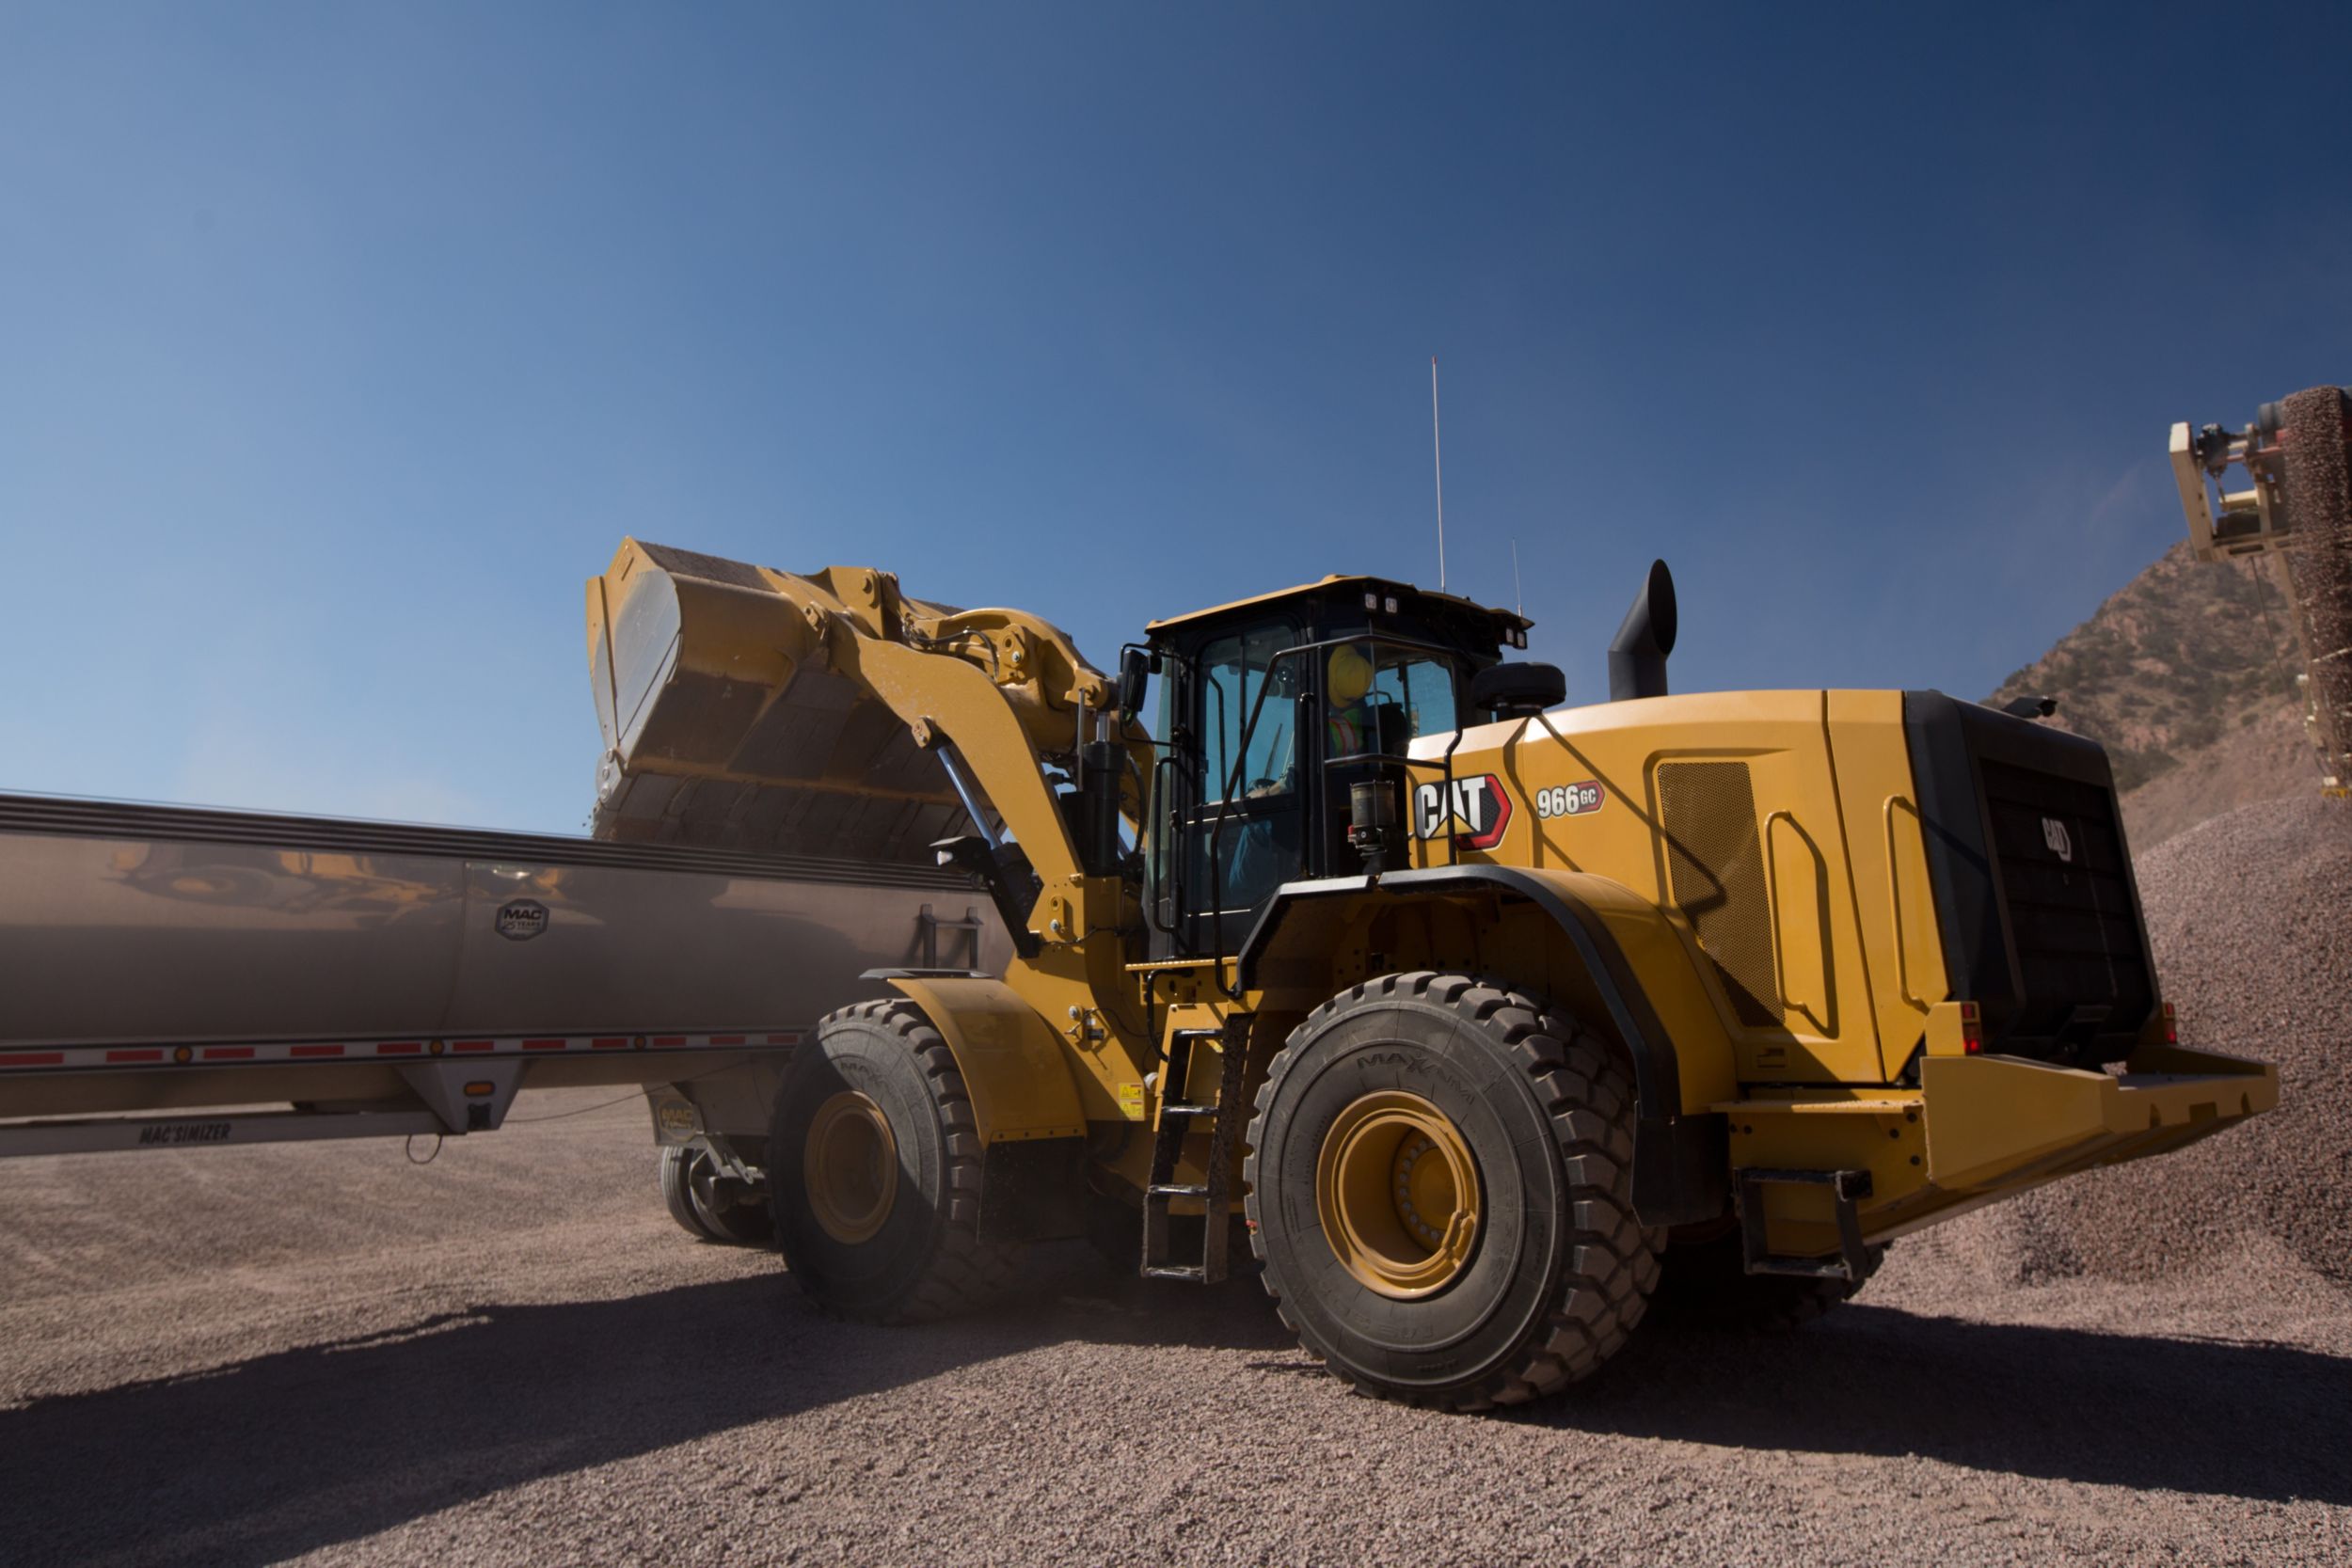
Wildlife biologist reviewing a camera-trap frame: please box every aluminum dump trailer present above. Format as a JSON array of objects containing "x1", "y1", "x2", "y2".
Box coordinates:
[{"x1": 0, "y1": 794, "x2": 1008, "y2": 1185}]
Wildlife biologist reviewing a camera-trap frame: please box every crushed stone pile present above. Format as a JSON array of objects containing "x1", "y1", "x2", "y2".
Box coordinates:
[{"x1": 1928, "y1": 792, "x2": 2351, "y2": 1291}]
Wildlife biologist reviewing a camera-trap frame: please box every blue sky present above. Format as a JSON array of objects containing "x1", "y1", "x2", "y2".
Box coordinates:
[{"x1": 5, "y1": 4, "x2": 2348, "y2": 832}]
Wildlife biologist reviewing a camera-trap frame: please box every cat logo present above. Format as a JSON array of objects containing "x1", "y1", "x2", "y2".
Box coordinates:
[
  {"x1": 2042, "y1": 816, "x2": 2074, "y2": 863},
  {"x1": 1412, "y1": 773, "x2": 1514, "y2": 850}
]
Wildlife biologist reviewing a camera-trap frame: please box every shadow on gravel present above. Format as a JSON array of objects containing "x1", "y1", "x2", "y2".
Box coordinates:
[
  {"x1": 3, "y1": 1276, "x2": 2344, "y2": 1565},
  {"x1": 1548, "y1": 1305, "x2": 2352, "y2": 1506},
  {"x1": 0, "y1": 1256, "x2": 1286, "y2": 1568}
]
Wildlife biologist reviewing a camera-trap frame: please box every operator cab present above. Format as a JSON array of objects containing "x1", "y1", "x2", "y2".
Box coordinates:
[{"x1": 1129, "y1": 575, "x2": 1542, "y2": 960}]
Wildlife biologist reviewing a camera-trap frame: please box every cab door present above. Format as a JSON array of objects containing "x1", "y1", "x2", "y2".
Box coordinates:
[{"x1": 1159, "y1": 618, "x2": 1307, "y2": 955}]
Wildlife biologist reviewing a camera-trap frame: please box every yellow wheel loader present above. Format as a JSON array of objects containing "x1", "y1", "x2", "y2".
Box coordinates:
[{"x1": 587, "y1": 540, "x2": 2276, "y2": 1410}]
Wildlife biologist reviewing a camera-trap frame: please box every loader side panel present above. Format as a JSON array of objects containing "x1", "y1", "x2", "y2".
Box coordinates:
[
  {"x1": 1435, "y1": 689, "x2": 1888, "y2": 1085},
  {"x1": 1826, "y1": 689, "x2": 1953, "y2": 1079}
]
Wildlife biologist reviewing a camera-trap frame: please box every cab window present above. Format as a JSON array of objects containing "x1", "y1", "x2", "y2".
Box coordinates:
[
  {"x1": 1200, "y1": 626, "x2": 1301, "y2": 800},
  {"x1": 1325, "y1": 643, "x2": 1459, "y2": 760}
]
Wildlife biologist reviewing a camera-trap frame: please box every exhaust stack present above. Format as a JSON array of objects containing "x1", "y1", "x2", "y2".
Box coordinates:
[{"x1": 1608, "y1": 560, "x2": 1678, "y2": 702}]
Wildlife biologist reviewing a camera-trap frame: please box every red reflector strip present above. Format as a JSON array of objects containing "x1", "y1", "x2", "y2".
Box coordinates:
[
  {"x1": 591, "y1": 1037, "x2": 630, "y2": 1050},
  {"x1": 0, "y1": 1052, "x2": 67, "y2": 1067},
  {"x1": 375, "y1": 1042, "x2": 422, "y2": 1055},
  {"x1": 290, "y1": 1045, "x2": 345, "y2": 1058},
  {"x1": 106, "y1": 1049, "x2": 167, "y2": 1063},
  {"x1": 711, "y1": 1035, "x2": 746, "y2": 1046},
  {"x1": 765, "y1": 1033, "x2": 800, "y2": 1045},
  {"x1": 201, "y1": 1047, "x2": 255, "y2": 1060},
  {"x1": 652, "y1": 1035, "x2": 689, "y2": 1048},
  {"x1": 452, "y1": 1040, "x2": 494, "y2": 1053},
  {"x1": 520, "y1": 1038, "x2": 565, "y2": 1052}
]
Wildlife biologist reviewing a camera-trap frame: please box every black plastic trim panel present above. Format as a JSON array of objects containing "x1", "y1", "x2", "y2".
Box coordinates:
[{"x1": 1900, "y1": 691, "x2": 2156, "y2": 1060}]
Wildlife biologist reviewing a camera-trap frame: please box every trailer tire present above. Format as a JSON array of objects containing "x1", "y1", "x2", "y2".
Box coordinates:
[
  {"x1": 1245, "y1": 972, "x2": 1663, "y2": 1410},
  {"x1": 1650, "y1": 1229, "x2": 1887, "y2": 1330},
  {"x1": 769, "y1": 999, "x2": 1019, "y2": 1323},
  {"x1": 659, "y1": 1145, "x2": 774, "y2": 1247}
]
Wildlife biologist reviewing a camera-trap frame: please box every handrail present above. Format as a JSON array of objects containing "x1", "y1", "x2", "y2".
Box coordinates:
[
  {"x1": 1762, "y1": 809, "x2": 1799, "y2": 1019},
  {"x1": 1883, "y1": 795, "x2": 1930, "y2": 1010},
  {"x1": 1762, "y1": 808, "x2": 1828, "y2": 1032}
]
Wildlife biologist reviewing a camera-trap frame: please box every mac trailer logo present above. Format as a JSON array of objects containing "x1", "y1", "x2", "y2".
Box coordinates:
[
  {"x1": 495, "y1": 899, "x2": 550, "y2": 942},
  {"x1": 2042, "y1": 816, "x2": 2074, "y2": 863}
]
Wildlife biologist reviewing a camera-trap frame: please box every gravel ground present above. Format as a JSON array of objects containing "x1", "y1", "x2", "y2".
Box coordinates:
[{"x1": 2, "y1": 799, "x2": 2347, "y2": 1567}]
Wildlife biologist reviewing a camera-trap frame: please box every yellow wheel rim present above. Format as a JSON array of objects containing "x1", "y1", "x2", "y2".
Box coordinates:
[
  {"x1": 1314, "y1": 1090, "x2": 1481, "y2": 1299},
  {"x1": 803, "y1": 1090, "x2": 898, "y2": 1244}
]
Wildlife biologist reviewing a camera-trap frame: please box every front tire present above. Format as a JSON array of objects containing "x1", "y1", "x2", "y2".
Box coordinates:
[
  {"x1": 769, "y1": 1000, "x2": 1018, "y2": 1323},
  {"x1": 1245, "y1": 973, "x2": 1662, "y2": 1410}
]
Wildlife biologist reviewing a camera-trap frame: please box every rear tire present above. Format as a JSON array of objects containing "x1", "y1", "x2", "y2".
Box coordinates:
[
  {"x1": 1651, "y1": 1228, "x2": 1887, "y2": 1330},
  {"x1": 1244, "y1": 972, "x2": 1662, "y2": 1410},
  {"x1": 659, "y1": 1145, "x2": 774, "y2": 1246},
  {"x1": 769, "y1": 1000, "x2": 1019, "y2": 1323}
]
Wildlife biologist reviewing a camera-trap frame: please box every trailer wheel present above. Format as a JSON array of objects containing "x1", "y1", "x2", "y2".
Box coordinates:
[
  {"x1": 659, "y1": 1145, "x2": 774, "y2": 1247},
  {"x1": 1244, "y1": 972, "x2": 1662, "y2": 1410},
  {"x1": 769, "y1": 999, "x2": 1018, "y2": 1323},
  {"x1": 1650, "y1": 1228, "x2": 1888, "y2": 1330}
]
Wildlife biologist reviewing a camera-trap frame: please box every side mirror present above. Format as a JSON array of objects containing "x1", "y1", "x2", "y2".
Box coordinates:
[{"x1": 1117, "y1": 646, "x2": 1152, "y2": 721}]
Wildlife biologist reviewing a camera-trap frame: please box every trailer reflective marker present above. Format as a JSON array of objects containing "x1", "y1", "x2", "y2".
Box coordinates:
[{"x1": 0, "y1": 1032, "x2": 814, "y2": 1074}]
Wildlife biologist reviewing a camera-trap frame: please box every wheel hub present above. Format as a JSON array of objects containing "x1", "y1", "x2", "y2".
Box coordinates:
[
  {"x1": 1315, "y1": 1090, "x2": 1481, "y2": 1298},
  {"x1": 803, "y1": 1089, "x2": 898, "y2": 1244}
]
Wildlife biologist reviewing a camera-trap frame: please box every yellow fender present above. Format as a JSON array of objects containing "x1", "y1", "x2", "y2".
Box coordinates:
[{"x1": 883, "y1": 976, "x2": 1088, "y2": 1144}]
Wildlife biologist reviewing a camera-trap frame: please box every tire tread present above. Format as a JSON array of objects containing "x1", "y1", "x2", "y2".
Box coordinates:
[
  {"x1": 783, "y1": 999, "x2": 1020, "y2": 1323},
  {"x1": 1243, "y1": 970, "x2": 1663, "y2": 1411}
]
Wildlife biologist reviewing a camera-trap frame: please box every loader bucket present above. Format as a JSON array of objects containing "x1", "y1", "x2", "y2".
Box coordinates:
[{"x1": 585, "y1": 540, "x2": 977, "y2": 863}]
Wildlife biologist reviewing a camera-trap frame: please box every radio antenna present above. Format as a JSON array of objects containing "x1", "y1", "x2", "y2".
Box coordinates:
[
  {"x1": 1511, "y1": 538, "x2": 1522, "y2": 617},
  {"x1": 1431, "y1": 356, "x2": 1447, "y2": 592}
]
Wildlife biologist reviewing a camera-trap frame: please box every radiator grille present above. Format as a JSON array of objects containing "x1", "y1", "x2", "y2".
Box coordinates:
[
  {"x1": 1978, "y1": 760, "x2": 2153, "y2": 1039},
  {"x1": 1658, "y1": 761, "x2": 1781, "y2": 1027}
]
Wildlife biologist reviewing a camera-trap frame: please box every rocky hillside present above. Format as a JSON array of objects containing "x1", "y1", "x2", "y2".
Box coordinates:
[{"x1": 1987, "y1": 541, "x2": 2318, "y2": 848}]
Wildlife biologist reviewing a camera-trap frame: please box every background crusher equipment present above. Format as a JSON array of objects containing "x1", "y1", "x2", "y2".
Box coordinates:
[{"x1": 2172, "y1": 382, "x2": 2352, "y2": 795}]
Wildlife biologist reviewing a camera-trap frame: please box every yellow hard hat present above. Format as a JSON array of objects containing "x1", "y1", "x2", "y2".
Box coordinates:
[{"x1": 1327, "y1": 645, "x2": 1375, "y2": 704}]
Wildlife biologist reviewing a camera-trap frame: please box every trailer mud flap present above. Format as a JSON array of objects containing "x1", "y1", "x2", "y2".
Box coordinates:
[{"x1": 646, "y1": 1089, "x2": 703, "y2": 1148}]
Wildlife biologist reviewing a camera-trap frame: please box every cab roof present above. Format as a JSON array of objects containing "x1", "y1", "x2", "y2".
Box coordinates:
[{"x1": 1145, "y1": 573, "x2": 1533, "y2": 638}]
